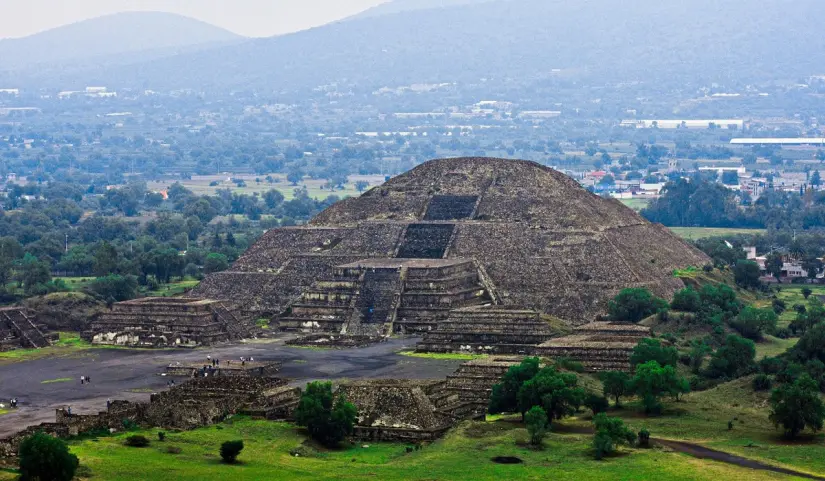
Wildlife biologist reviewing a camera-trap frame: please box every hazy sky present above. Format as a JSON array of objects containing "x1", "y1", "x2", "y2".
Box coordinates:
[{"x1": 0, "y1": 0, "x2": 387, "y2": 39}]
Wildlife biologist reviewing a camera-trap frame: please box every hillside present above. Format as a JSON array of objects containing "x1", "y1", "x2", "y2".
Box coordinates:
[
  {"x1": 0, "y1": 11, "x2": 243, "y2": 72},
  {"x1": 348, "y1": 0, "x2": 493, "y2": 20},
  {"x1": 28, "y1": 0, "x2": 825, "y2": 92}
]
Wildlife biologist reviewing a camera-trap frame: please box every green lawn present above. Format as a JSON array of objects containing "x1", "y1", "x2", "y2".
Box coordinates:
[
  {"x1": 669, "y1": 227, "x2": 767, "y2": 241},
  {"x1": 4, "y1": 417, "x2": 794, "y2": 481},
  {"x1": 141, "y1": 279, "x2": 200, "y2": 297},
  {"x1": 0, "y1": 332, "x2": 128, "y2": 365},
  {"x1": 40, "y1": 377, "x2": 73, "y2": 384},
  {"x1": 397, "y1": 350, "x2": 487, "y2": 361},
  {"x1": 620, "y1": 198, "x2": 651, "y2": 212}
]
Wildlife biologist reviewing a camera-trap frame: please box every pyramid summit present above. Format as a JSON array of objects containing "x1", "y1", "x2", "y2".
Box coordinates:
[{"x1": 193, "y1": 157, "x2": 707, "y2": 331}]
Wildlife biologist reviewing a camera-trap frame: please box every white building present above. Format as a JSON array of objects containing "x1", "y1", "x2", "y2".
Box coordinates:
[{"x1": 621, "y1": 119, "x2": 744, "y2": 129}]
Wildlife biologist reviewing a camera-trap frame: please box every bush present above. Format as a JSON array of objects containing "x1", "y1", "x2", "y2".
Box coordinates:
[
  {"x1": 772, "y1": 299, "x2": 787, "y2": 315},
  {"x1": 734, "y1": 260, "x2": 762, "y2": 289},
  {"x1": 295, "y1": 382, "x2": 358, "y2": 448},
  {"x1": 769, "y1": 374, "x2": 825, "y2": 439},
  {"x1": 524, "y1": 406, "x2": 548, "y2": 446},
  {"x1": 753, "y1": 374, "x2": 773, "y2": 391},
  {"x1": 608, "y1": 288, "x2": 669, "y2": 323},
  {"x1": 592, "y1": 413, "x2": 636, "y2": 460},
  {"x1": 220, "y1": 440, "x2": 244, "y2": 464},
  {"x1": 671, "y1": 287, "x2": 701, "y2": 312},
  {"x1": 158, "y1": 432, "x2": 166, "y2": 442},
  {"x1": 705, "y1": 335, "x2": 756, "y2": 379},
  {"x1": 759, "y1": 356, "x2": 786, "y2": 375},
  {"x1": 585, "y1": 394, "x2": 610, "y2": 416},
  {"x1": 124, "y1": 435, "x2": 150, "y2": 447},
  {"x1": 802, "y1": 287, "x2": 813, "y2": 299},
  {"x1": 18, "y1": 432, "x2": 79, "y2": 481},
  {"x1": 630, "y1": 338, "x2": 678, "y2": 368},
  {"x1": 593, "y1": 431, "x2": 614, "y2": 460},
  {"x1": 731, "y1": 306, "x2": 778, "y2": 341},
  {"x1": 556, "y1": 358, "x2": 585, "y2": 373},
  {"x1": 638, "y1": 428, "x2": 651, "y2": 448}
]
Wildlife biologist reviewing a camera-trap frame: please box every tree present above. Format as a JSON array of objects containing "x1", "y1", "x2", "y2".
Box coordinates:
[
  {"x1": 87, "y1": 274, "x2": 138, "y2": 302},
  {"x1": 731, "y1": 306, "x2": 777, "y2": 341},
  {"x1": 203, "y1": 253, "x2": 229, "y2": 274},
  {"x1": 632, "y1": 361, "x2": 688, "y2": 414},
  {"x1": 705, "y1": 335, "x2": 756, "y2": 379},
  {"x1": 263, "y1": 189, "x2": 285, "y2": 209},
  {"x1": 517, "y1": 367, "x2": 585, "y2": 424},
  {"x1": 733, "y1": 260, "x2": 762, "y2": 289},
  {"x1": 769, "y1": 374, "x2": 825, "y2": 439},
  {"x1": 670, "y1": 287, "x2": 701, "y2": 312},
  {"x1": 294, "y1": 381, "x2": 358, "y2": 447},
  {"x1": 790, "y1": 323, "x2": 825, "y2": 364},
  {"x1": 811, "y1": 170, "x2": 822, "y2": 187},
  {"x1": 630, "y1": 338, "x2": 678, "y2": 368},
  {"x1": 18, "y1": 432, "x2": 79, "y2": 481},
  {"x1": 765, "y1": 253, "x2": 784, "y2": 281},
  {"x1": 489, "y1": 357, "x2": 541, "y2": 416},
  {"x1": 287, "y1": 169, "x2": 303, "y2": 186},
  {"x1": 592, "y1": 413, "x2": 636, "y2": 460},
  {"x1": 600, "y1": 371, "x2": 631, "y2": 406},
  {"x1": 802, "y1": 287, "x2": 813, "y2": 299},
  {"x1": 354, "y1": 181, "x2": 370, "y2": 193},
  {"x1": 721, "y1": 170, "x2": 739, "y2": 185},
  {"x1": 599, "y1": 174, "x2": 615, "y2": 186},
  {"x1": 17, "y1": 253, "x2": 51, "y2": 294},
  {"x1": 524, "y1": 405, "x2": 548, "y2": 446},
  {"x1": 608, "y1": 288, "x2": 668, "y2": 323},
  {"x1": 220, "y1": 440, "x2": 244, "y2": 464},
  {"x1": 93, "y1": 241, "x2": 119, "y2": 276},
  {"x1": 585, "y1": 394, "x2": 610, "y2": 415}
]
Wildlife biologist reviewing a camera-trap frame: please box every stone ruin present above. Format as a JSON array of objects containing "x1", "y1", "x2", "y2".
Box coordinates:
[
  {"x1": 536, "y1": 322, "x2": 651, "y2": 372},
  {"x1": 164, "y1": 359, "x2": 282, "y2": 378},
  {"x1": 192, "y1": 157, "x2": 706, "y2": 349},
  {"x1": 0, "y1": 307, "x2": 55, "y2": 350},
  {"x1": 85, "y1": 297, "x2": 253, "y2": 348},
  {"x1": 443, "y1": 356, "x2": 532, "y2": 409},
  {"x1": 415, "y1": 306, "x2": 559, "y2": 354}
]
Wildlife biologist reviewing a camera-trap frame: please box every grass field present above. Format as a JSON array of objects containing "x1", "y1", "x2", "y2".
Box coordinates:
[
  {"x1": 146, "y1": 173, "x2": 384, "y2": 202},
  {"x1": 1, "y1": 416, "x2": 797, "y2": 481},
  {"x1": 0, "y1": 332, "x2": 128, "y2": 365},
  {"x1": 40, "y1": 377, "x2": 73, "y2": 384},
  {"x1": 620, "y1": 198, "x2": 651, "y2": 212},
  {"x1": 669, "y1": 227, "x2": 767, "y2": 240}
]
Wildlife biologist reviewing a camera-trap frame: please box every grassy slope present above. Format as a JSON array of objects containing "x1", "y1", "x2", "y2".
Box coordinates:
[
  {"x1": 3, "y1": 418, "x2": 792, "y2": 481},
  {"x1": 669, "y1": 227, "x2": 767, "y2": 240}
]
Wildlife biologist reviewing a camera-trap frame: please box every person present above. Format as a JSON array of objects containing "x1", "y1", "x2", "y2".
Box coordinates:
[
  {"x1": 207, "y1": 355, "x2": 212, "y2": 362},
  {"x1": 106, "y1": 398, "x2": 111, "y2": 409},
  {"x1": 86, "y1": 376, "x2": 91, "y2": 383},
  {"x1": 67, "y1": 406, "x2": 72, "y2": 416},
  {"x1": 80, "y1": 376, "x2": 85, "y2": 385},
  {"x1": 170, "y1": 379, "x2": 175, "y2": 387}
]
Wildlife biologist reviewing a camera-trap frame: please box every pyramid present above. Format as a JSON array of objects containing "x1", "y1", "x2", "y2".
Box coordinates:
[{"x1": 193, "y1": 157, "x2": 707, "y2": 328}]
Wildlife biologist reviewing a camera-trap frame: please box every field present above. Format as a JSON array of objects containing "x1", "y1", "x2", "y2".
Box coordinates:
[
  {"x1": 669, "y1": 227, "x2": 767, "y2": 240},
  {"x1": 620, "y1": 198, "x2": 651, "y2": 212},
  {"x1": 2, "y1": 416, "x2": 800, "y2": 481},
  {"x1": 146, "y1": 173, "x2": 384, "y2": 201},
  {"x1": 0, "y1": 332, "x2": 118, "y2": 365}
]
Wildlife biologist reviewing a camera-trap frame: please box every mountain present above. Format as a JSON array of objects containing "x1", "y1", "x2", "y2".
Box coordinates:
[
  {"x1": 0, "y1": 11, "x2": 243, "y2": 72},
  {"x1": 15, "y1": 0, "x2": 825, "y2": 91},
  {"x1": 347, "y1": 0, "x2": 494, "y2": 20}
]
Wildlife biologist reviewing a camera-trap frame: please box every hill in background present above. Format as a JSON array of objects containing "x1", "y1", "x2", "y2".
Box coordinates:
[{"x1": 0, "y1": 11, "x2": 243, "y2": 72}]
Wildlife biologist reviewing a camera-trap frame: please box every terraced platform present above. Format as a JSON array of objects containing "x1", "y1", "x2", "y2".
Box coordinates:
[{"x1": 536, "y1": 322, "x2": 650, "y2": 372}]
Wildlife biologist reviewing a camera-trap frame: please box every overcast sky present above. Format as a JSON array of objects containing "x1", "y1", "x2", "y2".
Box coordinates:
[{"x1": 0, "y1": 0, "x2": 387, "y2": 39}]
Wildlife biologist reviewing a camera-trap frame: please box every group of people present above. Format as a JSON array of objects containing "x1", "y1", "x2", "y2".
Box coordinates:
[
  {"x1": 80, "y1": 375, "x2": 92, "y2": 384},
  {"x1": 7, "y1": 398, "x2": 19, "y2": 408}
]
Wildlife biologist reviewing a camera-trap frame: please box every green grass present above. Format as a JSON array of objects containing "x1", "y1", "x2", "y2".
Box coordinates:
[
  {"x1": 620, "y1": 198, "x2": 651, "y2": 212},
  {"x1": 397, "y1": 350, "x2": 487, "y2": 361},
  {"x1": 40, "y1": 377, "x2": 73, "y2": 384},
  {"x1": 18, "y1": 417, "x2": 792, "y2": 481},
  {"x1": 754, "y1": 336, "x2": 798, "y2": 360},
  {"x1": 669, "y1": 227, "x2": 767, "y2": 240},
  {"x1": 141, "y1": 279, "x2": 200, "y2": 297},
  {"x1": 55, "y1": 277, "x2": 97, "y2": 290},
  {"x1": 0, "y1": 331, "x2": 130, "y2": 365}
]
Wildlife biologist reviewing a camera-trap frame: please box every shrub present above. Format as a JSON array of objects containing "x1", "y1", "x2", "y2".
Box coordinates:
[
  {"x1": 557, "y1": 358, "x2": 585, "y2": 373},
  {"x1": 630, "y1": 338, "x2": 678, "y2": 368},
  {"x1": 774, "y1": 327, "x2": 792, "y2": 339},
  {"x1": 18, "y1": 432, "x2": 79, "y2": 481},
  {"x1": 772, "y1": 299, "x2": 787, "y2": 315},
  {"x1": 769, "y1": 374, "x2": 825, "y2": 439},
  {"x1": 295, "y1": 382, "x2": 358, "y2": 448},
  {"x1": 803, "y1": 287, "x2": 813, "y2": 299},
  {"x1": 638, "y1": 428, "x2": 651, "y2": 448},
  {"x1": 608, "y1": 288, "x2": 668, "y2": 323},
  {"x1": 524, "y1": 406, "x2": 548, "y2": 446},
  {"x1": 124, "y1": 435, "x2": 150, "y2": 447},
  {"x1": 671, "y1": 287, "x2": 701, "y2": 312},
  {"x1": 220, "y1": 440, "x2": 244, "y2": 464},
  {"x1": 585, "y1": 394, "x2": 610, "y2": 416},
  {"x1": 592, "y1": 413, "x2": 636, "y2": 460},
  {"x1": 705, "y1": 335, "x2": 756, "y2": 379},
  {"x1": 753, "y1": 374, "x2": 773, "y2": 391},
  {"x1": 731, "y1": 306, "x2": 778, "y2": 341},
  {"x1": 759, "y1": 356, "x2": 786, "y2": 375},
  {"x1": 158, "y1": 432, "x2": 166, "y2": 442}
]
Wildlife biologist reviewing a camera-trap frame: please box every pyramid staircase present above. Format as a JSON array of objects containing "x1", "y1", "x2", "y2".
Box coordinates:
[{"x1": 0, "y1": 308, "x2": 50, "y2": 348}]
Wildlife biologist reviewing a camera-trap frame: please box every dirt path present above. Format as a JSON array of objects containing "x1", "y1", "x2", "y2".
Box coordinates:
[{"x1": 655, "y1": 439, "x2": 825, "y2": 481}]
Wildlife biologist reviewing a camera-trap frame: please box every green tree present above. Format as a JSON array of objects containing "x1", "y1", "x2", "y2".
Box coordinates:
[
  {"x1": 630, "y1": 338, "x2": 678, "y2": 368},
  {"x1": 670, "y1": 287, "x2": 701, "y2": 312},
  {"x1": 489, "y1": 357, "x2": 541, "y2": 416},
  {"x1": 93, "y1": 241, "x2": 119, "y2": 276},
  {"x1": 263, "y1": 189, "x2": 285, "y2": 209},
  {"x1": 802, "y1": 287, "x2": 813, "y2": 299},
  {"x1": 705, "y1": 335, "x2": 756, "y2": 379},
  {"x1": 524, "y1": 405, "x2": 548, "y2": 446},
  {"x1": 354, "y1": 181, "x2": 370, "y2": 193},
  {"x1": 220, "y1": 440, "x2": 244, "y2": 464},
  {"x1": 731, "y1": 306, "x2": 777, "y2": 341},
  {"x1": 733, "y1": 260, "x2": 762, "y2": 289},
  {"x1": 592, "y1": 413, "x2": 636, "y2": 460},
  {"x1": 765, "y1": 253, "x2": 784, "y2": 281},
  {"x1": 17, "y1": 253, "x2": 52, "y2": 294},
  {"x1": 600, "y1": 371, "x2": 631, "y2": 406},
  {"x1": 790, "y1": 323, "x2": 825, "y2": 364},
  {"x1": 632, "y1": 361, "x2": 688, "y2": 414},
  {"x1": 294, "y1": 381, "x2": 358, "y2": 447},
  {"x1": 18, "y1": 432, "x2": 79, "y2": 481},
  {"x1": 203, "y1": 253, "x2": 229, "y2": 274},
  {"x1": 608, "y1": 288, "x2": 668, "y2": 323},
  {"x1": 87, "y1": 274, "x2": 138, "y2": 302},
  {"x1": 769, "y1": 374, "x2": 825, "y2": 439},
  {"x1": 517, "y1": 367, "x2": 585, "y2": 424}
]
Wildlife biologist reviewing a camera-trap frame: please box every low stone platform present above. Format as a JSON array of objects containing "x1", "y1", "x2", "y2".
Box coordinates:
[
  {"x1": 535, "y1": 322, "x2": 650, "y2": 372},
  {"x1": 415, "y1": 306, "x2": 558, "y2": 354},
  {"x1": 86, "y1": 297, "x2": 252, "y2": 348},
  {"x1": 164, "y1": 360, "x2": 281, "y2": 378},
  {"x1": 444, "y1": 356, "x2": 527, "y2": 408},
  {"x1": 0, "y1": 308, "x2": 54, "y2": 350},
  {"x1": 285, "y1": 333, "x2": 385, "y2": 349}
]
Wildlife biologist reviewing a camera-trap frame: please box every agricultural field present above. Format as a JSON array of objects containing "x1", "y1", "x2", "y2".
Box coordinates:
[
  {"x1": 146, "y1": 174, "x2": 384, "y2": 201},
  {"x1": 669, "y1": 227, "x2": 767, "y2": 240}
]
